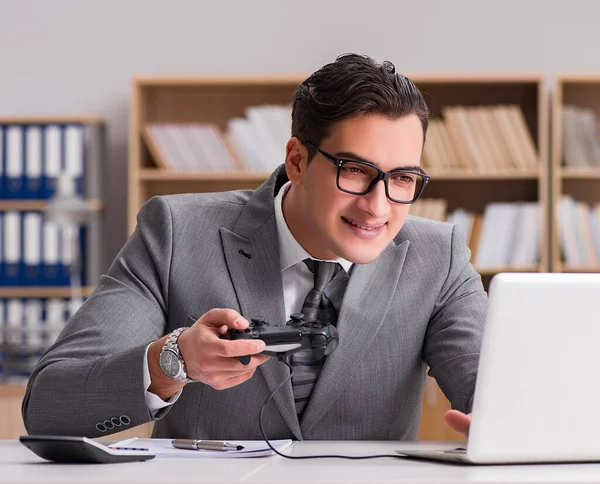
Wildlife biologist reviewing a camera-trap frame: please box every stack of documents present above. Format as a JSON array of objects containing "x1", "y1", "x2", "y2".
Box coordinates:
[{"x1": 109, "y1": 437, "x2": 294, "y2": 458}]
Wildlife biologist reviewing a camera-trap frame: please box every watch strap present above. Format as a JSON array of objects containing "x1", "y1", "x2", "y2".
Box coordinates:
[{"x1": 161, "y1": 327, "x2": 196, "y2": 383}]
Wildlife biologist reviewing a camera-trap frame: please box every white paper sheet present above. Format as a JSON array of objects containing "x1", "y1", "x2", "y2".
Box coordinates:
[{"x1": 109, "y1": 437, "x2": 294, "y2": 458}]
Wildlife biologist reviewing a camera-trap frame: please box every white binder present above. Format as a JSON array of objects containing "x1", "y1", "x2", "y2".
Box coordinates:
[
  {"x1": 23, "y1": 299, "x2": 43, "y2": 348},
  {"x1": 23, "y1": 212, "x2": 43, "y2": 285},
  {"x1": 42, "y1": 220, "x2": 60, "y2": 284},
  {"x1": 6, "y1": 126, "x2": 23, "y2": 198},
  {"x1": 6, "y1": 299, "x2": 24, "y2": 346},
  {"x1": 45, "y1": 298, "x2": 66, "y2": 343},
  {"x1": 43, "y1": 125, "x2": 62, "y2": 198},
  {"x1": 3, "y1": 212, "x2": 21, "y2": 286},
  {"x1": 0, "y1": 300, "x2": 4, "y2": 346},
  {"x1": 64, "y1": 124, "x2": 84, "y2": 195},
  {"x1": 25, "y1": 125, "x2": 43, "y2": 199}
]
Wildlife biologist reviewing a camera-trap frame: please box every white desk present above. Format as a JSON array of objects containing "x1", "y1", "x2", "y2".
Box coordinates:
[{"x1": 4, "y1": 439, "x2": 600, "y2": 483}]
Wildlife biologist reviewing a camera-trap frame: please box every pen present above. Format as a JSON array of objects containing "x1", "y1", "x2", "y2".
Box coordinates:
[{"x1": 171, "y1": 439, "x2": 244, "y2": 451}]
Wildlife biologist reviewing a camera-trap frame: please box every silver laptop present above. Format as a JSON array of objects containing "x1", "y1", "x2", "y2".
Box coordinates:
[{"x1": 398, "y1": 272, "x2": 600, "y2": 464}]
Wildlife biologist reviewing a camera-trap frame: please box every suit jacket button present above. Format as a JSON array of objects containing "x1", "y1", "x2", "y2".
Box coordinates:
[
  {"x1": 119, "y1": 415, "x2": 131, "y2": 426},
  {"x1": 96, "y1": 423, "x2": 107, "y2": 432}
]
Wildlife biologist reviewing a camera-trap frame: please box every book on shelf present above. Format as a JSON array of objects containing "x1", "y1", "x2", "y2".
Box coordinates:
[
  {"x1": 422, "y1": 105, "x2": 538, "y2": 173},
  {"x1": 143, "y1": 103, "x2": 539, "y2": 176},
  {"x1": 471, "y1": 202, "x2": 539, "y2": 268},
  {"x1": 410, "y1": 198, "x2": 448, "y2": 221},
  {"x1": 143, "y1": 104, "x2": 293, "y2": 173},
  {"x1": 414, "y1": 199, "x2": 540, "y2": 270},
  {"x1": 556, "y1": 195, "x2": 600, "y2": 267},
  {"x1": 143, "y1": 124, "x2": 240, "y2": 173},
  {"x1": 562, "y1": 105, "x2": 600, "y2": 168}
]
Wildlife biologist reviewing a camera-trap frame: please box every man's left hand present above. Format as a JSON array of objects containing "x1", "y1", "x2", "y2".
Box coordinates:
[{"x1": 444, "y1": 410, "x2": 471, "y2": 435}]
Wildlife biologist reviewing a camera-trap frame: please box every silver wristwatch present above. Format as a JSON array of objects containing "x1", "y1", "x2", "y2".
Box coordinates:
[{"x1": 159, "y1": 327, "x2": 196, "y2": 383}]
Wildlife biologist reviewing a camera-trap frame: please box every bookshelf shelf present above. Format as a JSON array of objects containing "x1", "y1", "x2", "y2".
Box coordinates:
[
  {"x1": 0, "y1": 384, "x2": 26, "y2": 398},
  {"x1": 139, "y1": 169, "x2": 270, "y2": 182},
  {"x1": 138, "y1": 169, "x2": 542, "y2": 183},
  {"x1": 0, "y1": 384, "x2": 26, "y2": 439},
  {"x1": 0, "y1": 199, "x2": 103, "y2": 212},
  {"x1": 561, "y1": 265, "x2": 600, "y2": 273},
  {"x1": 0, "y1": 116, "x2": 103, "y2": 125},
  {"x1": 476, "y1": 265, "x2": 539, "y2": 276},
  {"x1": 129, "y1": 73, "x2": 549, "y2": 443},
  {"x1": 0, "y1": 286, "x2": 95, "y2": 299},
  {"x1": 560, "y1": 168, "x2": 600, "y2": 179},
  {"x1": 133, "y1": 74, "x2": 308, "y2": 87},
  {"x1": 428, "y1": 170, "x2": 539, "y2": 180}
]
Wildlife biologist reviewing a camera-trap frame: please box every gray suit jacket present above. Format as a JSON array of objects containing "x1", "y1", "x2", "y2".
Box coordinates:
[{"x1": 22, "y1": 165, "x2": 487, "y2": 441}]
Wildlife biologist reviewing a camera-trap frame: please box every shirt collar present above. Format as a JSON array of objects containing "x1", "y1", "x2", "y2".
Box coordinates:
[{"x1": 274, "y1": 181, "x2": 353, "y2": 273}]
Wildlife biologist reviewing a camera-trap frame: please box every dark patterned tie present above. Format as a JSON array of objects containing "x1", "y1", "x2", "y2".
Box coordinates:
[{"x1": 291, "y1": 259, "x2": 341, "y2": 419}]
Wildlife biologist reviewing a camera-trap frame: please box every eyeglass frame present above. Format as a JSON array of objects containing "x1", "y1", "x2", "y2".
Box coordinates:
[{"x1": 301, "y1": 141, "x2": 430, "y2": 204}]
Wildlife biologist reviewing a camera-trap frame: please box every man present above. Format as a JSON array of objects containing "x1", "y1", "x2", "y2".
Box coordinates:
[{"x1": 23, "y1": 54, "x2": 483, "y2": 440}]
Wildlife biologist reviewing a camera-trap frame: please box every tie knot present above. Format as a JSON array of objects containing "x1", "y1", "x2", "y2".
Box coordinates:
[{"x1": 304, "y1": 259, "x2": 340, "y2": 291}]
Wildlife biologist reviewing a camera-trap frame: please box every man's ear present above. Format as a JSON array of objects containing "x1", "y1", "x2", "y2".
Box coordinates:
[{"x1": 284, "y1": 137, "x2": 308, "y2": 184}]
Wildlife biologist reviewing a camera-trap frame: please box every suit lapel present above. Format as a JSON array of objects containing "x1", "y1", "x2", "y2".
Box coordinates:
[
  {"x1": 300, "y1": 240, "x2": 410, "y2": 435},
  {"x1": 219, "y1": 166, "x2": 302, "y2": 440}
]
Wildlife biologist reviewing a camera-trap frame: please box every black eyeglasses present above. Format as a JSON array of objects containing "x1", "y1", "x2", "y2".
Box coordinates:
[{"x1": 302, "y1": 141, "x2": 430, "y2": 204}]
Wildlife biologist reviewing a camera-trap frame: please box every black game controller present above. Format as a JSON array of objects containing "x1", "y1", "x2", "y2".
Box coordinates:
[{"x1": 223, "y1": 313, "x2": 339, "y2": 365}]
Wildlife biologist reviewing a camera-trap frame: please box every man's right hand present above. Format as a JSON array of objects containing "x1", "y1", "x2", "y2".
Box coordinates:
[{"x1": 148, "y1": 309, "x2": 270, "y2": 400}]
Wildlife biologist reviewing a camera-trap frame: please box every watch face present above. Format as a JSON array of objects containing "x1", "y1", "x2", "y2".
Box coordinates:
[{"x1": 160, "y1": 350, "x2": 181, "y2": 378}]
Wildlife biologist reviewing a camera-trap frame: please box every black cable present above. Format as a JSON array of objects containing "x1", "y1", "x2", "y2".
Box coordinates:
[{"x1": 258, "y1": 355, "x2": 401, "y2": 459}]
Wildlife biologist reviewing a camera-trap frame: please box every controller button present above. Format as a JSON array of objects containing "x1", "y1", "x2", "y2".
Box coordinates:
[
  {"x1": 289, "y1": 313, "x2": 304, "y2": 325},
  {"x1": 251, "y1": 317, "x2": 268, "y2": 326},
  {"x1": 312, "y1": 334, "x2": 327, "y2": 347}
]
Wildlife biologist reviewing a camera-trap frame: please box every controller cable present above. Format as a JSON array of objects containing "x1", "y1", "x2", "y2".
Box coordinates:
[{"x1": 258, "y1": 355, "x2": 402, "y2": 460}]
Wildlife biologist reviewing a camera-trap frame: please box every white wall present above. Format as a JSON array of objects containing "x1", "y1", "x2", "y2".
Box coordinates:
[{"x1": 2, "y1": 0, "x2": 600, "y2": 267}]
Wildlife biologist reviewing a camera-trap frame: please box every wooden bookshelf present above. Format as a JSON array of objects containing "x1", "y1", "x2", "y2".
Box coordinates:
[
  {"x1": 129, "y1": 75, "x2": 550, "y2": 274},
  {"x1": 129, "y1": 74, "x2": 549, "y2": 442},
  {"x1": 551, "y1": 76, "x2": 600, "y2": 271},
  {"x1": 0, "y1": 117, "x2": 106, "y2": 437}
]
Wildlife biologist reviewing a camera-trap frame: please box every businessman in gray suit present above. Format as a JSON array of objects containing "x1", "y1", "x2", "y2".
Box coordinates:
[{"x1": 23, "y1": 54, "x2": 484, "y2": 440}]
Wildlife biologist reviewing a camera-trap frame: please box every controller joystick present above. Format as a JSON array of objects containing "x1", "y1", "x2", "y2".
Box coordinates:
[{"x1": 223, "y1": 313, "x2": 339, "y2": 365}]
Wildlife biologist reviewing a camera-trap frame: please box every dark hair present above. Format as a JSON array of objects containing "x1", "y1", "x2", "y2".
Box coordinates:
[{"x1": 291, "y1": 53, "x2": 429, "y2": 159}]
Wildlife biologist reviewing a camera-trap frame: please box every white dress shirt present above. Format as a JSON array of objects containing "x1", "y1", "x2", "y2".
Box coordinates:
[{"x1": 143, "y1": 181, "x2": 352, "y2": 415}]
